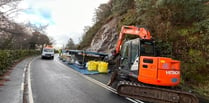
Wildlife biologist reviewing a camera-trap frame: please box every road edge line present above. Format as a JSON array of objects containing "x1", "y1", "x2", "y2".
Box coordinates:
[
  {"x1": 21, "y1": 67, "x2": 26, "y2": 91},
  {"x1": 27, "y1": 58, "x2": 35, "y2": 103}
]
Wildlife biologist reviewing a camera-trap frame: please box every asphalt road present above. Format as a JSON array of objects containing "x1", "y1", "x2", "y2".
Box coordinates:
[
  {"x1": 30, "y1": 56, "x2": 209, "y2": 103},
  {"x1": 30, "y1": 56, "x2": 135, "y2": 103},
  {"x1": 0, "y1": 55, "x2": 208, "y2": 103}
]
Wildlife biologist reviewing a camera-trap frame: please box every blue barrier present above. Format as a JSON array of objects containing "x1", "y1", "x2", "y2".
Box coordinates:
[{"x1": 63, "y1": 62, "x2": 99, "y2": 75}]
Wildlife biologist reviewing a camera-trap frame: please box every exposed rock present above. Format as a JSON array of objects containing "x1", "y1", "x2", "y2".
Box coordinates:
[{"x1": 87, "y1": 18, "x2": 119, "y2": 53}]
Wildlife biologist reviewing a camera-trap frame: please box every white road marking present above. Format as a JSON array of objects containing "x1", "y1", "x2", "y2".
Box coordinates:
[
  {"x1": 126, "y1": 97, "x2": 140, "y2": 103},
  {"x1": 22, "y1": 71, "x2": 25, "y2": 79},
  {"x1": 55, "y1": 57, "x2": 144, "y2": 103},
  {"x1": 21, "y1": 66, "x2": 27, "y2": 102},
  {"x1": 24, "y1": 67, "x2": 26, "y2": 72},
  {"x1": 83, "y1": 75, "x2": 117, "y2": 94},
  {"x1": 21, "y1": 82, "x2": 24, "y2": 91},
  {"x1": 28, "y1": 58, "x2": 36, "y2": 103},
  {"x1": 135, "y1": 99, "x2": 145, "y2": 103},
  {"x1": 21, "y1": 71, "x2": 25, "y2": 91}
]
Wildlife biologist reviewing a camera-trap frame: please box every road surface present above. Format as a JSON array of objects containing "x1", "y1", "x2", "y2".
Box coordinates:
[
  {"x1": 1, "y1": 56, "x2": 208, "y2": 103},
  {"x1": 29, "y1": 56, "x2": 136, "y2": 103}
]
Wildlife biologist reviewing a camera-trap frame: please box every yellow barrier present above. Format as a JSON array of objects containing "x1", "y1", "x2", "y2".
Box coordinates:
[
  {"x1": 97, "y1": 61, "x2": 108, "y2": 73},
  {"x1": 87, "y1": 61, "x2": 97, "y2": 71}
]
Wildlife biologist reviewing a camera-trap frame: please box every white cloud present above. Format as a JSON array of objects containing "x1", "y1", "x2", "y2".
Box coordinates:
[{"x1": 15, "y1": 0, "x2": 109, "y2": 48}]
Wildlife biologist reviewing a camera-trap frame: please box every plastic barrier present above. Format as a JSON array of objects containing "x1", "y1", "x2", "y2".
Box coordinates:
[
  {"x1": 87, "y1": 61, "x2": 97, "y2": 71},
  {"x1": 97, "y1": 61, "x2": 108, "y2": 73}
]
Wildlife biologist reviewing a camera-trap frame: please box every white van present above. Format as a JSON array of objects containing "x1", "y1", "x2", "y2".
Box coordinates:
[{"x1": 41, "y1": 47, "x2": 55, "y2": 59}]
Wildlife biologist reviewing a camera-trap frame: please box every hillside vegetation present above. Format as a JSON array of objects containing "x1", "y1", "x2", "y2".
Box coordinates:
[{"x1": 78, "y1": 0, "x2": 209, "y2": 96}]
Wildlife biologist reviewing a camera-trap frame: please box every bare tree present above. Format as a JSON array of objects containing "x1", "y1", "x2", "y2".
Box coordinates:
[
  {"x1": 48, "y1": 36, "x2": 56, "y2": 45},
  {"x1": 0, "y1": 0, "x2": 22, "y2": 17},
  {"x1": 0, "y1": 20, "x2": 31, "y2": 49},
  {"x1": 0, "y1": 0, "x2": 53, "y2": 50},
  {"x1": 0, "y1": 0, "x2": 21, "y2": 7},
  {"x1": 0, "y1": 0, "x2": 25, "y2": 49},
  {"x1": 25, "y1": 22, "x2": 48, "y2": 34},
  {"x1": 29, "y1": 31, "x2": 51, "y2": 49}
]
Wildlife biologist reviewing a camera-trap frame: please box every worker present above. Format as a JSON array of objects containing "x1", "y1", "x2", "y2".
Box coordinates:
[{"x1": 58, "y1": 49, "x2": 62, "y2": 56}]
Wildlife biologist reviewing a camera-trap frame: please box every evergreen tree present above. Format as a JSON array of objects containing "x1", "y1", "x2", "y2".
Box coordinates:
[{"x1": 66, "y1": 38, "x2": 76, "y2": 49}]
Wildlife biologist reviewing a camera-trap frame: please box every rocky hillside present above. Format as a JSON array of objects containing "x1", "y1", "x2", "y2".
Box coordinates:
[
  {"x1": 77, "y1": 0, "x2": 209, "y2": 97},
  {"x1": 87, "y1": 18, "x2": 118, "y2": 53}
]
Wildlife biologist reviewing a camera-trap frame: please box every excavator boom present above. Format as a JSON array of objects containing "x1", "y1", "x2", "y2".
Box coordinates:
[{"x1": 115, "y1": 26, "x2": 152, "y2": 54}]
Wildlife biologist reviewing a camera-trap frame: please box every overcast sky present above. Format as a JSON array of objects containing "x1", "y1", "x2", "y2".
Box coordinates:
[{"x1": 15, "y1": 0, "x2": 109, "y2": 48}]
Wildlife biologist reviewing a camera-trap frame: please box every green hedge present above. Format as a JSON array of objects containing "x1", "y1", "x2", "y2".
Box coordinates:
[{"x1": 0, "y1": 50, "x2": 40, "y2": 75}]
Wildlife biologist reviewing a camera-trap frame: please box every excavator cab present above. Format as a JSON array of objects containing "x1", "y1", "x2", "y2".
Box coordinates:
[
  {"x1": 119, "y1": 38, "x2": 155, "y2": 79},
  {"x1": 119, "y1": 38, "x2": 180, "y2": 86}
]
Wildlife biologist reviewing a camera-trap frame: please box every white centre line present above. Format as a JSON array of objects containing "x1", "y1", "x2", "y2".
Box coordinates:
[{"x1": 55, "y1": 57, "x2": 144, "y2": 103}]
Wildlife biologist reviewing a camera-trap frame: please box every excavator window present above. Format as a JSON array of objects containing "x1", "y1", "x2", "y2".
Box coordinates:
[
  {"x1": 120, "y1": 43, "x2": 129, "y2": 67},
  {"x1": 140, "y1": 41, "x2": 155, "y2": 56},
  {"x1": 131, "y1": 44, "x2": 139, "y2": 63},
  {"x1": 120, "y1": 38, "x2": 140, "y2": 69},
  {"x1": 119, "y1": 39, "x2": 155, "y2": 71}
]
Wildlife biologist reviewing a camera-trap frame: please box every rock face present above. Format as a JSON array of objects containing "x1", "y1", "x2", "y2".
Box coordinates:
[{"x1": 87, "y1": 18, "x2": 119, "y2": 53}]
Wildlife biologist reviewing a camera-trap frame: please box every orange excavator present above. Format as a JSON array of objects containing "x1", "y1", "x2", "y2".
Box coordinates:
[{"x1": 108, "y1": 26, "x2": 198, "y2": 103}]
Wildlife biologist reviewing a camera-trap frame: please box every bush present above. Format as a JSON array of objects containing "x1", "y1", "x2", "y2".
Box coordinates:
[
  {"x1": 0, "y1": 50, "x2": 40, "y2": 75},
  {"x1": 134, "y1": 0, "x2": 209, "y2": 86}
]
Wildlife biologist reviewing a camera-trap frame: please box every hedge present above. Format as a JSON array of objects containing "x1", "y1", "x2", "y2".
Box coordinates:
[{"x1": 0, "y1": 50, "x2": 40, "y2": 75}]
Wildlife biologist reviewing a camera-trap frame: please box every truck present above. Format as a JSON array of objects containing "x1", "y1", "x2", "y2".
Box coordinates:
[{"x1": 41, "y1": 46, "x2": 55, "y2": 59}]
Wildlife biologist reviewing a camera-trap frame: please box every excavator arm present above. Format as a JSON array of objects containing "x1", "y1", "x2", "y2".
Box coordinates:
[{"x1": 115, "y1": 26, "x2": 152, "y2": 54}]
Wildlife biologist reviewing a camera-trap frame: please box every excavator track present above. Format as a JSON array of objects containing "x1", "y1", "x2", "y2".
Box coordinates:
[{"x1": 117, "y1": 81, "x2": 199, "y2": 103}]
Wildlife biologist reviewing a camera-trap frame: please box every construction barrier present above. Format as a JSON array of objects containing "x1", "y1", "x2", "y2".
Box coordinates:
[
  {"x1": 87, "y1": 61, "x2": 98, "y2": 71},
  {"x1": 97, "y1": 61, "x2": 108, "y2": 73}
]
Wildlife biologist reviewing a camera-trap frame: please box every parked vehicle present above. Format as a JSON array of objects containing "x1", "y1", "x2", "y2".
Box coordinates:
[{"x1": 41, "y1": 46, "x2": 54, "y2": 59}]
